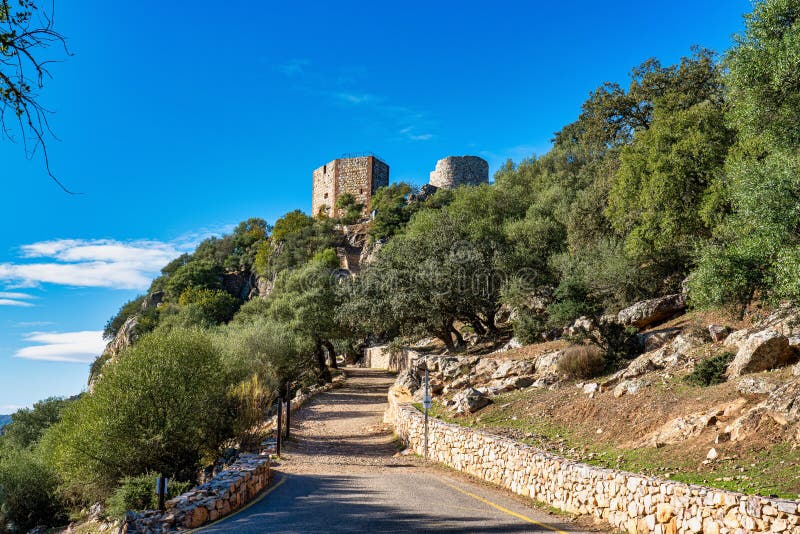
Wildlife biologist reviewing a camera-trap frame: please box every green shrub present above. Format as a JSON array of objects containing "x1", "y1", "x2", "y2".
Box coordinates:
[
  {"x1": 684, "y1": 352, "x2": 734, "y2": 387},
  {"x1": 511, "y1": 311, "x2": 547, "y2": 345},
  {"x1": 557, "y1": 345, "x2": 607, "y2": 379},
  {"x1": 105, "y1": 473, "x2": 192, "y2": 519},
  {"x1": 0, "y1": 397, "x2": 70, "y2": 451},
  {"x1": 40, "y1": 329, "x2": 233, "y2": 503},
  {"x1": 0, "y1": 448, "x2": 65, "y2": 532}
]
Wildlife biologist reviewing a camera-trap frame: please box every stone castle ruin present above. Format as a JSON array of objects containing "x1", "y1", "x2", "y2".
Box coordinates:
[
  {"x1": 429, "y1": 155, "x2": 489, "y2": 189},
  {"x1": 312, "y1": 154, "x2": 488, "y2": 219},
  {"x1": 311, "y1": 155, "x2": 389, "y2": 218}
]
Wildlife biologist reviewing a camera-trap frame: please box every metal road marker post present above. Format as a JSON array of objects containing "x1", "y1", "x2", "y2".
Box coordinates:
[
  {"x1": 285, "y1": 383, "x2": 291, "y2": 439},
  {"x1": 423, "y1": 369, "x2": 431, "y2": 461},
  {"x1": 156, "y1": 476, "x2": 168, "y2": 511},
  {"x1": 276, "y1": 397, "x2": 283, "y2": 457}
]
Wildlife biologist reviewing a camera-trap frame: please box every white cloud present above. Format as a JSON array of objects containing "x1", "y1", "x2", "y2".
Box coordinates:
[
  {"x1": 0, "y1": 292, "x2": 35, "y2": 299},
  {"x1": 275, "y1": 58, "x2": 310, "y2": 77},
  {"x1": 0, "y1": 404, "x2": 25, "y2": 415},
  {"x1": 15, "y1": 331, "x2": 106, "y2": 363},
  {"x1": 0, "y1": 299, "x2": 34, "y2": 307},
  {"x1": 0, "y1": 230, "x2": 230, "y2": 291}
]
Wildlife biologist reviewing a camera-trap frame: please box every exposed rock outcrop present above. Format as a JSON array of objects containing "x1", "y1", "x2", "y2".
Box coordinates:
[
  {"x1": 617, "y1": 294, "x2": 686, "y2": 329},
  {"x1": 452, "y1": 388, "x2": 491, "y2": 414},
  {"x1": 727, "y1": 330, "x2": 798, "y2": 377}
]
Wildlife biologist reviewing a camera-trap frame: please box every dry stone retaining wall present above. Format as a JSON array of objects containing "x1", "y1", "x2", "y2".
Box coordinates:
[
  {"x1": 385, "y1": 391, "x2": 800, "y2": 533},
  {"x1": 122, "y1": 453, "x2": 271, "y2": 533}
]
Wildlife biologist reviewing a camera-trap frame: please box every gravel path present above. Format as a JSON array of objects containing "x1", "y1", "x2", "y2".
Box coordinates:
[{"x1": 200, "y1": 368, "x2": 596, "y2": 533}]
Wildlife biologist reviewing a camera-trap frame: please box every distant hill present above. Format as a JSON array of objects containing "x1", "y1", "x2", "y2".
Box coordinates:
[{"x1": 0, "y1": 414, "x2": 11, "y2": 429}]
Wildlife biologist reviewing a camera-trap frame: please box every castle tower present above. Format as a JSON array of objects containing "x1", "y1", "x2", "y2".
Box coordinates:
[
  {"x1": 312, "y1": 155, "x2": 389, "y2": 218},
  {"x1": 429, "y1": 155, "x2": 489, "y2": 189}
]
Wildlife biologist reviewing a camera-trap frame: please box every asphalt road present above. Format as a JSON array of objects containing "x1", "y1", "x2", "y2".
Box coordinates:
[{"x1": 199, "y1": 369, "x2": 590, "y2": 534}]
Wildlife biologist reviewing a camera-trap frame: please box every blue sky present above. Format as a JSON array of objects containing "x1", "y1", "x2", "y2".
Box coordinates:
[{"x1": 0, "y1": 0, "x2": 750, "y2": 412}]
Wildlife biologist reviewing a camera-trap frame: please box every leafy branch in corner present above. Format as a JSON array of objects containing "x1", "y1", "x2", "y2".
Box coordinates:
[{"x1": 1, "y1": 0, "x2": 73, "y2": 193}]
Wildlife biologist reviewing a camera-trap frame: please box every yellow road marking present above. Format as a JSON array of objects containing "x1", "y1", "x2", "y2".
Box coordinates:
[
  {"x1": 189, "y1": 474, "x2": 288, "y2": 532},
  {"x1": 439, "y1": 479, "x2": 569, "y2": 534}
]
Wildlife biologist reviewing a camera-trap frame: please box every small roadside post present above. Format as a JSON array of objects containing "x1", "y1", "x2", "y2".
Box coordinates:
[
  {"x1": 423, "y1": 369, "x2": 431, "y2": 461},
  {"x1": 285, "y1": 383, "x2": 291, "y2": 439},
  {"x1": 155, "y1": 476, "x2": 168, "y2": 511},
  {"x1": 276, "y1": 397, "x2": 283, "y2": 457}
]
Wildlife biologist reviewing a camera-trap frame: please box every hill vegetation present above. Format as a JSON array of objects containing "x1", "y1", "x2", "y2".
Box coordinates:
[{"x1": 2, "y1": 0, "x2": 800, "y2": 530}]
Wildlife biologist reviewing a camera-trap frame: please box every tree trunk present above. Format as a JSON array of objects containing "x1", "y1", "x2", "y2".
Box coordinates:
[
  {"x1": 314, "y1": 340, "x2": 332, "y2": 383},
  {"x1": 437, "y1": 330, "x2": 455, "y2": 351},
  {"x1": 322, "y1": 340, "x2": 339, "y2": 369},
  {"x1": 450, "y1": 325, "x2": 465, "y2": 349}
]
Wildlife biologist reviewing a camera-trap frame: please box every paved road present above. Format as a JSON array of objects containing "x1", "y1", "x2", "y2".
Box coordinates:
[{"x1": 200, "y1": 369, "x2": 590, "y2": 533}]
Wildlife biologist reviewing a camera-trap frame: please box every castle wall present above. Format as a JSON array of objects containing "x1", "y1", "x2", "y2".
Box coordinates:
[
  {"x1": 312, "y1": 156, "x2": 389, "y2": 218},
  {"x1": 429, "y1": 156, "x2": 489, "y2": 189},
  {"x1": 311, "y1": 162, "x2": 337, "y2": 217}
]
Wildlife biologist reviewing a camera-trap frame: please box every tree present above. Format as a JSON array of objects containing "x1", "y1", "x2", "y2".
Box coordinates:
[
  {"x1": 607, "y1": 97, "x2": 733, "y2": 273},
  {"x1": 0, "y1": 397, "x2": 69, "y2": 451},
  {"x1": 334, "y1": 192, "x2": 364, "y2": 224},
  {"x1": 690, "y1": 0, "x2": 800, "y2": 311},
  {"x1": 163, "y1": 260, "x2": 223, "y2": 300},
  {"x1": 368, "y1": 183, "x2": 414, "y2": 240},
  {"x1": 1, "y1": 0, "x2": 70, "y2": 191},
  {"x1": 266, "y1": 249, "x2": 345, "y2": 381},
  {"x1": 40, "y1": 329, "x2": 232, "y2": 502},
  {"x1": 0, "y1": 448, "x2": 65, "y2": 531}
]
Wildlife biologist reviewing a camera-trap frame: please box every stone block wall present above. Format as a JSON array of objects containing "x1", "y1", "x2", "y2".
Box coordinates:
[
  {"x1": 429, "y1": 156, "x2": 489, "y2": 189},
  {"x1": 123, "y1": 453, "x2": 271, "y2": 533},
  {"x1": 385, "y1": 391, "x2": 800, "y2": 533},
  {"x1": 364, "y1": 345, "x2": 417, "y2": 372},
  {"x1": 312, "y1": 156, "x2": 389, "y2": 218}
]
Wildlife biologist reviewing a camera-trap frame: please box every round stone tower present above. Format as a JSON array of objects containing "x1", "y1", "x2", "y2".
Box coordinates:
[{"x1": 429, "y1": 156, "x2": 489, "y2": 189}]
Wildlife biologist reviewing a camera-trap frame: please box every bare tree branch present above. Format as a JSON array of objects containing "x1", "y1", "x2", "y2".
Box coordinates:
[{"x1": 1, "y1": 0, "x2": 76, "y2": 193}]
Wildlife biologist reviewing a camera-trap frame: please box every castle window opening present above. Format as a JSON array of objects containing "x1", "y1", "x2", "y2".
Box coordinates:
[{"x1": 324, "y1": 192, "x2": 329, "y2": 199}]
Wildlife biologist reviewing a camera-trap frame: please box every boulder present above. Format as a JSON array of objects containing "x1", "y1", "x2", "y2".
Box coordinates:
[
  {"x1": 451, "y1": 388, "x2": 491, "y2": 414},
  {"x1": 723, "y1": 328, "x2": 751, "y2": 350},
  {"x1": 670, "y1": 330, "x2": 710, "y2": 356},
  {"x1": 727, "y1": 330, "x2": 798, "y2": 377},
  {"x1": 533, "y1": 350, "x2": 564, "y2": 373},
  {"x1": 617, "y1": 294, "x2": 686, "y2": 329},
  {"x1": 566, "y1": 316, "x2": 593, "y2": 336},
  {"x1": 530, "y1": 373, "x2": 561, "y2": 389},
  {"x1": 613, "y1": 378, "x2": 648, "y2": 398},
  {"x1": 473, "y1": 358, "x2": 499, "y2": 381},
  {"x1": 498, "y1": 337, "x2": 522, "y2": 352},
  {"x1": 393, "y1": 369, "x2": 420, "y2": 396},
  {"x1": 761, "y1": 378, "x2": 800, "y2": 424},
  {"x1": 708, "y1": 324, "x2": 731, "y2": 342},
  {"x1": 639, "y1": 328, "x2": 680, "y2": 352},
  {"x1": 736, "y1": 377, "x2": 777, "y2": 396},
  {"x1": 623, "y1": 355, "x2": 662, "y2": 379},
  {"x1": 582, "y1": 382, "x2": 601, "y2": 395},
  {"x1": 499, "y1": 375, "x2": 535, "y2": 390},
  {"x1": 491, "y1": 360, "x2": 535, "y2": 380}
]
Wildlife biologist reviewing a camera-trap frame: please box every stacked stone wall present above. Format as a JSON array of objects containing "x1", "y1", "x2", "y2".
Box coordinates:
[
  {"x1": 123, "y1": 454, "x2": 271, "y2": 532},
  {"x1": 429, "y1": 156, "x2": 489, "y2": 189},
  {"x1": 385, "y1": 391, "x2": 800, "y2": 533}
]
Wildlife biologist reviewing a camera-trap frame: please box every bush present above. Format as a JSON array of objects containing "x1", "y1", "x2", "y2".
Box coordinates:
[
  {"x1": 0, "y1": 397, "x2": 70, "y2": 450},
  {"x1": 0, "y1": 449, "x2": 65, "y2": 532},
  {"x1": 558, "y1": 345, "x2": 607, "y2": 379},
  {"x1": 105, "y1": 473, "x2": 192, "y2": 519},
  {"x1": 684, "y1": 352, "x2": 734, "y2": 387},
  {"x1": 40, "y1": 329, "x2": 233, "y2": 503}
]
